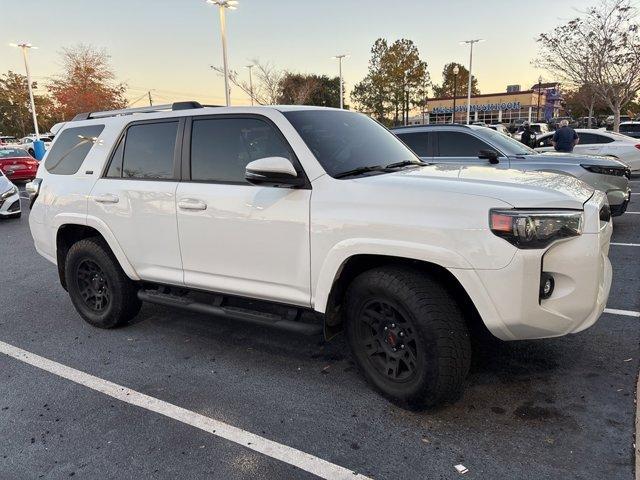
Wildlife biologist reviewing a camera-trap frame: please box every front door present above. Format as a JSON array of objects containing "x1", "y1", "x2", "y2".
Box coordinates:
[
  {"x1": 176, "y1": 115, "x2": 311, "y2": 307},
  {"x1": 434, "y1": 131, "x2": 510, "y2": 168}
]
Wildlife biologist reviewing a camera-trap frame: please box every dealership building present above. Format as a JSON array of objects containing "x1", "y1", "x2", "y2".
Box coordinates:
[{"x1": 411, "y1": 82, "x2": 563, "y2": 125}]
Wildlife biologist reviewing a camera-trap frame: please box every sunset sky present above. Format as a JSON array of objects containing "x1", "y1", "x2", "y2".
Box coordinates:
[{"x1": 2, "y1": 0, "x2": 601, "y2": 107}]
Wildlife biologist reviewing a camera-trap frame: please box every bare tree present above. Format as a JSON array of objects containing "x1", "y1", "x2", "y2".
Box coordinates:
[
  {"x1": 535, "y1": 0, "x2": 640, "y2": 131},
  {"x1": 212, "y1": 60, "x2": 283, "y2": 105}
]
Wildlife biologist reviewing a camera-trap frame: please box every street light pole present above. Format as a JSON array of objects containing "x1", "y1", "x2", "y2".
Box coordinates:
[
  {"x1": 332, "y1": 54, "x2": 349, "y2": 109},
  {"x1": 10, "y1": 42, "x2": 39, "y2": 138},
  {"x1": 452, "y1": 65, "x2": 459, "y2": 124},
  {"x1": 460, "y1": 39, "x2": 483, "y2": 124},
  {"x1": 207, "y1": 0, "x2": 238, "y2": 106},
  {"x1": 537, "y1": 75, "x2": 543, "y2": 122},
  {"x1": 245, "y1": 64, "x2": 255, "y2": 105}
]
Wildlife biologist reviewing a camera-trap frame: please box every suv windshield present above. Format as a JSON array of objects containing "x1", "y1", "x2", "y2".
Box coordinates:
[
  {"x1": 282, "y1": 110, "x2": 418, "y2": 177},
  {"x1": 475, "y1": 127, "x2": 536, "y2": 155}
]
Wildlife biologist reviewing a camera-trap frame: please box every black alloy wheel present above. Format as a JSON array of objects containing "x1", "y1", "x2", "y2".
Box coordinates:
[
  {"x1": 76, "y1": 259, "x2": 111, "y2": 312},
  {"x1": 354, "y1": 299, "x2": 418, "y2": 382}
]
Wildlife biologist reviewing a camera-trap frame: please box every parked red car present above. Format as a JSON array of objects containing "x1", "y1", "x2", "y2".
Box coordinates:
[{"x1": 0, "y1": 147, "x2": 39, "y2": 182}]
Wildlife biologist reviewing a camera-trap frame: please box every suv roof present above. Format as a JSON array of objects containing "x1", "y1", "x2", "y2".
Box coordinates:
[
  {"x1": 390, "y1": 123, "x2": 474, "y2": 131},
  {"x1": 70, "y1": 101, "x2": 343, "y2": 123}
]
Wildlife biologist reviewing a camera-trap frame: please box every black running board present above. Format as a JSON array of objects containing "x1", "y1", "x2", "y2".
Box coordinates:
[{"x1": 137, "y1": 290, "x2": 323, "y2": 336}]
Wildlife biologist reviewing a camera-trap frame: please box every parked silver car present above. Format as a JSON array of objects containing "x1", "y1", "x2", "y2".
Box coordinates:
[{"x1": 392, "y1": 124, "x2": 631, "y2": 215}]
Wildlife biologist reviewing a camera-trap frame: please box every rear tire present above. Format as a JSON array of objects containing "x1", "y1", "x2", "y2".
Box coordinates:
[
  {"x1": 65, "y1": 238, "x2": 141, "y2": 328},
  {"x1": 345, "y1": 266, "x2": 471, "y2": 409}
]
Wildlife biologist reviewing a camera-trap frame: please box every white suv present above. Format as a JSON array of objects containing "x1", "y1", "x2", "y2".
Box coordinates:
[{"x1": 27, "y1": 103, "x2": 613, "y2": 408}]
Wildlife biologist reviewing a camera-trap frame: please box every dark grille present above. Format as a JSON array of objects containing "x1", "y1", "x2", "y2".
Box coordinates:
[{"x1": 599, "y1": 204, "x2": 611, "y2": 223}]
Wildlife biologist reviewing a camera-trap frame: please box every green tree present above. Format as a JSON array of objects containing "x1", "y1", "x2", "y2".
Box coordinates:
[
  {"x1": 48, "y1": 44, "x2": 127, "y2": 121},
  {"x1": 0, "y1": 71, "x2": 56, "y2": 137},
  {"x1": 277, "y1": 73, "x2": 341, "y2": 107},
  {"x1": 432, "y1": 62, "x2": 479, "y2": 98},
  {"x1": 351, "y1": 38, "x2": 430, "y2": 125},
  {"x1": 351, "y1": 39, "x2": 392, "y2": 122}
]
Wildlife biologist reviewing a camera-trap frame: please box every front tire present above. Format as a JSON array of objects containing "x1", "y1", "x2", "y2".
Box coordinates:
[
  {"x1": 65, "y1": 238, "x2": 141, "y2": 328},
  {"x1": 345, "y1": 266, "x2": 471, "y2": 409}
]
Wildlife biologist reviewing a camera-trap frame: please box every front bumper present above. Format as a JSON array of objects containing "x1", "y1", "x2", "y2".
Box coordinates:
[
  {"x1": 0, "y1": 191, "x2": 21, "y2": 217},
  {"x1": 451, "y1": 192, "x2": 612, "y2": 340}
]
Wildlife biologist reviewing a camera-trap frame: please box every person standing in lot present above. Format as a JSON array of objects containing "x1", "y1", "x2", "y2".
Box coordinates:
[
  {"x1": 520, "y1": 122, "x2": 536, "y2": 148},
  {"x1": 552, "y1": 119, "x2": 579, "y2": 152}
]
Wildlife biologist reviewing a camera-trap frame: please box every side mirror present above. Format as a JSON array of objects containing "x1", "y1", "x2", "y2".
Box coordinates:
[
  {"x1": 478, "y1": 149, "x2": 500, "y2": 164},
  {"x1": 245, "y1": 156, "x2": 304, "y2": 187}
]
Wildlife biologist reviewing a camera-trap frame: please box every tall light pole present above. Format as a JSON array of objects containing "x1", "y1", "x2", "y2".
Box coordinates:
[
  {"x1": 536, "y1": 75, "x2": 543, "y2": 122},
  {"x1": 10, "y1": 42, "x2": 39, "y2": 138},
  {"x1": 460, "y1": 39, "x2": 484, "y2": 124},
  {"x1": 206, "y1": 0, "x2": 238, "y2": 106},
  {"x1": 452, "y1": 64, "x2": 460, "y2": 124},
  {"x1": 332, "y1": 53, "x2": 349, "y2": 109},
  {"x1": 245, "y1": 64, "x2": 255, "y2": 105}
]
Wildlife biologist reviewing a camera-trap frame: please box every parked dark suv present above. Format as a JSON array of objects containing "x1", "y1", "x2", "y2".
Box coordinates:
[{"x1": 391, "y1": 124, "x2": 631, "y2": 215}]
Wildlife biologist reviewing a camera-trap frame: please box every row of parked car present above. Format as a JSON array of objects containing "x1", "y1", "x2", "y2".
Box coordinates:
[{"x1": 19, "y1": 102, "x2": 621, "y2": 409}]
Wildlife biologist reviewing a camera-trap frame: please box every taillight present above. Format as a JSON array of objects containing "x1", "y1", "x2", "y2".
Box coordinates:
[{"x1": 635, "y1": 144, "x2": 640, "y2": 150}]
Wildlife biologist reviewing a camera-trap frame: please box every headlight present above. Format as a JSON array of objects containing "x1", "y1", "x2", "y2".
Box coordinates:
[
  {"x1": 490, "y1": 209, "x2": 583, "y2": 249},
  {"x1": 581, "y1": 164, "x2": 630, "y2": 178},
  {"x1": 0, "y1": 185, "x2": 18, "y2": 199}
]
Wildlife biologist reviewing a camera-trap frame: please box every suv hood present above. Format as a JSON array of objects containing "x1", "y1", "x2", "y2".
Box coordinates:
[
  {"x1": 363, "y1": 164, "x2": 594, "y2": 209},
  {"x1": 527, "y1": 151, "x2": 629, "y2": 168}
]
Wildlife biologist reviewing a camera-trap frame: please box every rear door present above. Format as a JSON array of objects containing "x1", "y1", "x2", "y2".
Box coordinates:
[
  {"x1": 88, "y1": 119, "x2": 184, "y2": 285},
  {"x1": 573, "y1": 132, "x2": 613, "y2": 156}
]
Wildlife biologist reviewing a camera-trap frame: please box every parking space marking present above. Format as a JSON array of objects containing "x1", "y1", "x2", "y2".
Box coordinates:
[
  {"x1": 611, "y1": 242, "x2": 640, "y2": 247},
  {"x1": 0, "y1": 340, "x2": 372, "y2": 480},
  {"x1": 604, "y1": 308, "x2": 640, "y2": 318},
  {"x1": 624, "y1": 212, "x2": 640, "y2": 214}
]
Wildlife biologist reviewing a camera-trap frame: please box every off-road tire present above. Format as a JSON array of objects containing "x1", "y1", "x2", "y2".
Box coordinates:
[
  {"x1": 65, "y1": 237, "x2": 141, "y2": 328},
  {"x1": 345, "y1": 266, "x2": 471, "y2": 409}
]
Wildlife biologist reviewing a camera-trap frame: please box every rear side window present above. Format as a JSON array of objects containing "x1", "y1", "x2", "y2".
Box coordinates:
[
  {"x1": 45, "y1": 125, "x2": 105, "y2": 175},
  {"x1": 619, "y1": 125, "x2": 635, "y2": 133},
  {"x1": 397, "y1": 132, "x2": 429, "y2": 157},
  {"x1": 190, "y1": 117, "x2": 293, "y2": 183},
  {"x1": 120, "y1": 122, "x2": 178, "y2": 179},
  {"x1": 579, "y1": 133, "x2": 614, "y2": 145},
  {"x1": 437, "y1": 131, "x2": 492, "y2": 157}
]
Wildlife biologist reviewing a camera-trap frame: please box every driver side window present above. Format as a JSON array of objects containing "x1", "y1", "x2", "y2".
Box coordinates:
[
  {"x1": 538, "y1": 135, "x2": 554, "y2": 148},
  {"x1": 190, "y1": 117, "x2": 294, "y2": 184},
  {"x1": 437, "y1": 131, "x2": 493, "y2": 158}
]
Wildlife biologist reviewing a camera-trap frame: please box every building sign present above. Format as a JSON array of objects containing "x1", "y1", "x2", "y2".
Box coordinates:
[
  {"x1": 431, "y1": 101, "x2": 521, "y2": 114},
  {"x1": 543, "y1": 88, "x2": 562, "y2": 122}
]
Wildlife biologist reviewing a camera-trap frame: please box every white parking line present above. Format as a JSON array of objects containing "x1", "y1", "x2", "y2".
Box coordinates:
[
  {"x1": 611, "y1": 242, "x2": 640, "y2": 247},
  {"x1": 604, "y1": 308, "x2": 640, "y2": 317},
  {"x1": 624, "y1": 212, "x2": 640, "y2": 214},
  {"x1": 0, "y1": 340, "x2": 372, "y2": 480}
]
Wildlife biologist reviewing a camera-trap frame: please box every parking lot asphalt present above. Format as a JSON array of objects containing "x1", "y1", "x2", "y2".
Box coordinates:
[{"x1": 0, "y1": 183, "x2": 638, "y2": 480}]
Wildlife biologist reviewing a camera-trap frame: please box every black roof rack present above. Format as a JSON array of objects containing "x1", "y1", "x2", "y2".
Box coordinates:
[
  {"x1": 389, "y1": 123, "x2": 472, "y2": 130},
  {"x1": 71, "y1": 101, "x2": 217, "y2": 121}
]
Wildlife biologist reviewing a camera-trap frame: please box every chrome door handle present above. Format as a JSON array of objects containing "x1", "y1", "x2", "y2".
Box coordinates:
[
  {"x1": 94, "y1": 194, "x2": 119, "y2": 204},
  {"x1": 178, "y1": 198, "x2": 207, "y2": 211}
]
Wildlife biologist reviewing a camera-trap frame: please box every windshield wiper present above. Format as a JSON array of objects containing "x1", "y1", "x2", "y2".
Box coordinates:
[
  {"x1": 334, "y1": 165, "x2": 388, "y2": 178},
  {"x1": 385, "y1": 160, "x2": 428, "y2": 169}
]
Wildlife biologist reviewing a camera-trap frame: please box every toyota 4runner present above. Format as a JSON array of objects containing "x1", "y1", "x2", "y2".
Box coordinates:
[{"x1": 27, "y1": 103, "x2": 613, "y2": 408}]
